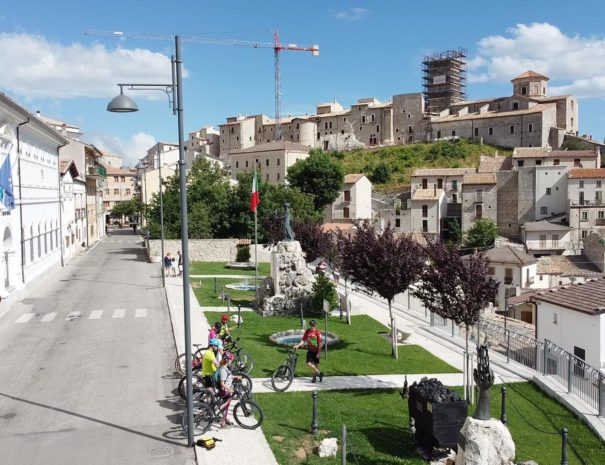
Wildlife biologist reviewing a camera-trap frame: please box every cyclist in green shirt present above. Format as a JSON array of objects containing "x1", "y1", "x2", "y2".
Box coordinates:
[{"x1": 201, "y1": 338, "x2": 223, "y2": 387}]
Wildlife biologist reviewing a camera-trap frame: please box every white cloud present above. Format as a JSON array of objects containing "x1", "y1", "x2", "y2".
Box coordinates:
[
  {"x1": 469, "y1": 23, "x2": 605, "y2": 97},
  {"x1": 334, "y1": 7, "x2": 368, "y2": 21},
  {"x1": 0, "y1": 33, "x2": 181, "y2": 101},
  {"x1": 88, "y1": 131, "x2": 156, "y2": 168}
]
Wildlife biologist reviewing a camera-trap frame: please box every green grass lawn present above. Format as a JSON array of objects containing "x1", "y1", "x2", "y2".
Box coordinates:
[
  {"x1": 205, "y1": 311, "x2": 458, "y2": 378},
  {"x1": 191, "y1": 278, "x2": 258, "y2": 307},
  {"x1": 189, "y1": 261, "x2": 270, "y2": 276},
  {"x1": 255, "y1": 382, "x2": 605, "y2": 465}
]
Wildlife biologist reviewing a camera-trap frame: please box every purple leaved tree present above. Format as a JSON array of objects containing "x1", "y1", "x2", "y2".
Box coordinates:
[
  {"x1": 412, "y1": 239, "x2": 498, "y2": 399},
  {"x1": 337, "y1": 221, "x2": 426, "y2": 358}
]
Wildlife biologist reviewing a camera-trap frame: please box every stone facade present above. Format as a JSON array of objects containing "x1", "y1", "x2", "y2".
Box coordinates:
[
  {"x1": 392, "y1": 93, "x2": 428, "y2": 144},
  {"x1": 583, "y1": 233, "x2": 605, "y2": 272},
  {"x1": 517, "y1": 167, "x2": 537, "y2": 227},
  {"x1": 461, "y1": 177, "x2": 497, "y2": 232},
  {"x1": 496, "y1": 171, "x2": 519, "y2": 238},
  {"x1": 147, "y1": 239, "x2": 272, "y2": 263}
]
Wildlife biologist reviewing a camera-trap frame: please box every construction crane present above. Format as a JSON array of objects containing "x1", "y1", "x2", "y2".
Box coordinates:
[{"x1": 85, "y1": 30, "x2": 319, "y2": 141}]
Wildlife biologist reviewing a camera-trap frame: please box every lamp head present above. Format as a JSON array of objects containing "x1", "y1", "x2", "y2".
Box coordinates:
[{"x1": 107, "y1": 89, "x2": 139, "y2": 113}]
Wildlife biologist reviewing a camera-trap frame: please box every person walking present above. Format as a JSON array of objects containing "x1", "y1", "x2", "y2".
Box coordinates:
[
  {"x1": 294, "y1": 319, "x2": 323, "y2": 383},
  {"x1": 170, "y1": 257, "x2": 177, "y2": 277},
  {"x1": 177, "y1": 251, "x2": 183, "y2": 277},
  {"x1": 163, "y1": 253, "x2": 172, "y2": 276}
]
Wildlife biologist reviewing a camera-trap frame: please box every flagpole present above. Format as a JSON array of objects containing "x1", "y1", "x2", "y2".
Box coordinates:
[{"x1": 254, "y1": 170, "x2": 259, "y2": 305}]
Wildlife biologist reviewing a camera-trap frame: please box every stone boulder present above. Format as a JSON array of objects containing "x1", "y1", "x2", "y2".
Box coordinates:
[
  {"x1": 456, "y1": 417, "x2": 515, "y2": 465},
  {"x1": 318, "y1": 437, "x2": 338, "y2": 458}
]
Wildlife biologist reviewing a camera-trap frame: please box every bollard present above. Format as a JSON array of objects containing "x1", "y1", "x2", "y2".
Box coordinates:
[
  {"x1": 237, "y1": 304, "x2": 241, "y2": 328},
  {"x1": 506, "y1": 330, "x2": 511, "y2": 362},
  {"x1": 311, "y1": 390, "x2": 319, "y2": 435},
  {"x1": 227, "y1": 294, "x2": 231, "y2": 313},
  {"x1": 214, "y1": 277, "x2": 217, "y2": 293},
  {"x1": 500, "y1": 385, "x2": 507, "y2": 424},
  {"x1": 560, "y1": 428, "x2": 568, "y2": 465},
  {"x1": 341, "y1": 425, "x2": 347, "y2": 465}
]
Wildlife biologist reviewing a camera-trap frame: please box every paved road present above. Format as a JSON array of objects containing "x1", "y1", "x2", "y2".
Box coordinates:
[{"x1": 0, "y1": 229, "x2": 194, "y2": 465}]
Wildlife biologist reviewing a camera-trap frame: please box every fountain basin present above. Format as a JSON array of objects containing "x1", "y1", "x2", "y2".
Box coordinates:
[
  {"x1": 270, "y1": 329, "x2": 340, "y2": 348},
  {"x1": 226, "y1": 262, "x2": 255, "y2": 270},
  {"x1": 225, "y1": 281, "x2": 258, "y2": 291}
]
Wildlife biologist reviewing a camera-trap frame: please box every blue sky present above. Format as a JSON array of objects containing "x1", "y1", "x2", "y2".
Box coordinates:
[{"x1": 1, "y1": 0, "x2": 604, "y2": 166}]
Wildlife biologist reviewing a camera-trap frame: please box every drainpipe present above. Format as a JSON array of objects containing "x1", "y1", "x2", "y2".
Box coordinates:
[
  {"x1": 57, "y1": 143, "x2": 67, "y2": 267},
  {"x1": 16, "y1": 118, "x2": 30, "y2": 284}
]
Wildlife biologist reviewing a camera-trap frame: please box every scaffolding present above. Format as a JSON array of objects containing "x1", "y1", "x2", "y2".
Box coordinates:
[{"x1": 422, "y1": 49, "x2": 467, "y2": 114}]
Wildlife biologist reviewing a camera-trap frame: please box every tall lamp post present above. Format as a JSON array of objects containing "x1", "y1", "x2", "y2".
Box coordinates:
[
  {"x1": 157, "y1": 146, "x2": 166, "y2": 288},
  {"x1": 106, "y1": 36, "x2": 193, "y2": 445}
]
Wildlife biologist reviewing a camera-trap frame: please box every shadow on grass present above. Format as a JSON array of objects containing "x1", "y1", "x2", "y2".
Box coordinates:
[{"x1": 358, "y1": 425, "x2": 416, "y2": 458}]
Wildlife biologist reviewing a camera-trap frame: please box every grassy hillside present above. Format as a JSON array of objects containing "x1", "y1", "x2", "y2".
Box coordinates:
[{"x1": 331, "y1": 139, "x2": 512, "y2": 190}]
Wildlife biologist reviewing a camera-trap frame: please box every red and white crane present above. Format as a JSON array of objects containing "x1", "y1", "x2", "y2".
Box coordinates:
[{"x1": 85, "y1": 30, "x2": 319, "y2": 140}]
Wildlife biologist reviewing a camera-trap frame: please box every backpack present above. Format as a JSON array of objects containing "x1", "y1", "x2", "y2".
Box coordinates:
[
  {"x1": 212, "y1": 367, "x2": 224, "y2": 386},
  {"x1": 196, "y1": 436, "x2": 222, "y2": 449}
]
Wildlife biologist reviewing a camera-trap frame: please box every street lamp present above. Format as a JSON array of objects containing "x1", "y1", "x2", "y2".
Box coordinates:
[
  {"x1": 107, "y1": 35, "x2": 194, "y2": 446},
  {"x1": 157, "y1": 145, "x2": 166, "y2": 288}
]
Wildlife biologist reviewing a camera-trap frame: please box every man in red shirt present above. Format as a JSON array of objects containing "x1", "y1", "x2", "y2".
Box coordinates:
[{"x1": 294, "y1": 320, "x2": 324, "y2": 383}]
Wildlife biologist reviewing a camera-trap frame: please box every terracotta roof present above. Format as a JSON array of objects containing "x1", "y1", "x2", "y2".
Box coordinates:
[
  {"x1": 568, "y1": 168, "x2": 605, "y2": 179},
  {"x1": 511, "y1": 70, "x2": 549, "y2": 81},
  {"x1": 321, "y1": 222, "x2": 356, "y2": 233},
  {"x1": 432, "y1": 103, "x2": 555, "y2": 123},
  {"x1": 549, "y1": 150, "x2": 597, "y2": 159},
  {"x1": 344, "y1": 174, "x2": 365, "y2": 184},
  {"x1": 60, "y1": 160, "x2": 80, "y2": 178},
  {"x1": 412, "y1": 188, "x2": 444, "y2": 201},
  {"x1": 462, "y1": 173, "x2": 497, "y2": 185},
  {"x1": 230, "y1": 140, "x2": 312, "y2": 154},
  {"x1": 537, "y1": 255, "x2": 603, "y2": 277},
  {"x1": 412, "y1": 168, "x2": 476, "y2": 177},
  {"x1": 531, "y1": 277, "x2": 605, "y2": 315},
  {"x1": 484, "y1": 246, "x2": 537, "y2": 266},
  {"x1": 512, "y1": 147, "x2": 551, "y2": 158},
  {"x1": 508, "y1": 290, "x2": 540, "y2": 306},
  {"x1": 106, "y1": 166, "x2": 135, "y2": 175},
  {"x1": 478, "y1": 156, "x2": 513, "y2": 173}
]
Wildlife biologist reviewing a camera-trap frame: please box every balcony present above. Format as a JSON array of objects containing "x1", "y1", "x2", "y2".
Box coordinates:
[
  {"x1": 87, "y1": 164, "x2": 107, "y2": 178},
  {"x1": 597, "y1": 218, "x2": 605, "y2": 226}
]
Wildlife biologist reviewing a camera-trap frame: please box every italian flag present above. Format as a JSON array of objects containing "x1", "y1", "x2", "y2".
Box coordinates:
[{"x1": 250, "y1": 170, "x2": 260, "y2": 213}]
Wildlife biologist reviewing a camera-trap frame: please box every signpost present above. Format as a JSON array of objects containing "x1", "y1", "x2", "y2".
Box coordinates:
[{"x1": 323, "y1": 299, "x2": 329, "y2": 358}]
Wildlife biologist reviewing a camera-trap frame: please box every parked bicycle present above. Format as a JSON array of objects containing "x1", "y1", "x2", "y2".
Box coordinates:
[
  {"x1": 174, "y1": 343, "x2": 207, "y2": 376},
  {"x1": 271, "y1": 349, "x2": 298, "y2": 392},
  {"x1": 175, "y1": 337, "x2": 253, "y2": 376},
  {"x1": 180, "y1": 379, "x2": 263, "y2": 434},
  {"x1": 177, "y1": 369, "x2": 253, "y2": 401}
]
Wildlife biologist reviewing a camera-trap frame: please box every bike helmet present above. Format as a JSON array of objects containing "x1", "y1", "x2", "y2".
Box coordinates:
[
  {"x1": 221, "y1": 314, "x2": 230, "y2": 322},
  {"x1": 223, "y1": 351, "x2": 235, "y2": 361},
  {"x1": 209, "y1": 338, "x2": 222, "y2": 348}
]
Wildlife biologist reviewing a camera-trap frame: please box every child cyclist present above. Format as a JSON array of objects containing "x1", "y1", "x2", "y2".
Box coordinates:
[{"x1": 216, "y1": 351, "x2": 242, "y2": 428}]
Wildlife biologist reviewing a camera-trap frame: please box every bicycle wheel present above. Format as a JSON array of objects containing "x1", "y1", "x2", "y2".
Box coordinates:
[
  {"x1": 234, "y1": 350, "x2": 254, "y2": 374},
  {"x1": 233, "y1": 400, "x2": 264, "y2": 429},
  {"x1": 180, "y1": 403, "x2": 214, "y2": 435},
  {"x1": 175, "y1": 349, "x2": 205, "y2": 376},
  {"x1": 233, "y1": 372, "x2": 253, "y2": 395},
  {"x1": 178, "y1": 373, "x2": 203, "y2": 400},
  {"x1": 270, "y1": 365, "x2": 293, "y2": 392}
]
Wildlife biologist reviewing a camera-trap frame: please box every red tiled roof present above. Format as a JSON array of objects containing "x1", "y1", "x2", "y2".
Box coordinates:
[
  {"x1": 531, "y1": 277, "x2": 605, "y2": 315},
  {"x1": 568, "y1": 168, "x2": 605, "y2": 179},
  {"x1": 344, "y1": 174, "x2": 365, "y2": 184},
  {"x1": 511, "y1": 70, "x2": 549, "y2": 81}
]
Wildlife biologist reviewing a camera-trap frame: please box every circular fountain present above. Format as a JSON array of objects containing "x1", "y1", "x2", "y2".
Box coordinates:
[
  {"x1": 225, "y1": 277, "x2": 258, "y2": 291},
  {"x1": 270, "y1": 329, "x2": 340, "y2": 348}
]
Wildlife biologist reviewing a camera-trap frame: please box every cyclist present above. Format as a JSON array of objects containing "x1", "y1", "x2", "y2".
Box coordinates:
[
  {"x1": 219, "y1": 314, "x2": 231, "y2": 340},
  {"x1": 294, "y1": 319, "x2": 323, "y2": 383},
  {"x1": 208, "y1": 322, "x2": 222, "y2": 344},
  {"x1": 216, "y1": 351, "x2": 241, "y2": 428},
  {"x1": 201, "y1": 338, "x2": 223, "y2": 388}
]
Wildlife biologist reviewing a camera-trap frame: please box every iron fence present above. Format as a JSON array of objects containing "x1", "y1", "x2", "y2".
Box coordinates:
[{"x1": 478, "y1": 320, "x2": 604, "y2": 416}]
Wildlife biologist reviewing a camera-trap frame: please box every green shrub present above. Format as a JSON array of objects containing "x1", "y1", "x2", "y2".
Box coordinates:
[
  {"x1": 310, "y1": 273, "x2": 338, "y2": 312},
  {"x1": 236, "y1": 245, "x2": 251, "y2": 262}
]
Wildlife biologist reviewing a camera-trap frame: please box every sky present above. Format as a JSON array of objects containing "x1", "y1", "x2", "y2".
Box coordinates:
[{"x1": 1, "y1": 0, "x2": 604, "y2": 167}]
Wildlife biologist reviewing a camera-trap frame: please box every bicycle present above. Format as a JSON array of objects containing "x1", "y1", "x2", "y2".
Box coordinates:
[
  {"x1": 180, "y1": 379, "x2": 263, "y2": 434},
  {"x1": 174, "y1": 343, "x2": 206, "y2": 376},
  {"x1": 223, "y1": 337, "x2": 254, "y2": 375},
  {"x1": 178, "y1": 369, "x2": 253, "y2": 401},
  {"x1": 271, "y1": 349, "x2": 298, "y2": 392}
]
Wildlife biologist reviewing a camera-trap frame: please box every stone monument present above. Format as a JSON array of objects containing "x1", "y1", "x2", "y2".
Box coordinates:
[
  {"x1": 455, "y1": 341, "x2": 515, "y2": 465},
  {"x1": 261, "y1": 203, "x2": 314, "y2": 315}
]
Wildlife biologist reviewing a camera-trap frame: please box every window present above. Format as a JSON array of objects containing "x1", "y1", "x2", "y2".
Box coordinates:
[
  {"x1": 509, "y1": 125, "x2": 515, "y2": 134},
  {"x1": 359, "y1": 127, "x2": 363, "y2": 131},
  {"x1": 113, "y1": 188, "x2": 119, "y2": 195},
  {"x1": 553, "y1": 313, "x2": 558, "y2": 324},
  {"x1": 362, "y1": 116, "x2": 366, "y2": 123},
  {"x1": 266, "y1": 173, "x2": 269, "y2": 180},
  {"x1": 513, "y1": 102, "x2": 519, "y2": 110},
  {"x1": 121, "y1": 176, "x2": 126, "y2": 182},
  {"x1": 517, "y1": 160, "x2": 524, "y2": 167},
  {"x1": 574, "y1": 159, "x2": 581, "y2": 167},
  {"x1": 597, "y1": 180, "x2": 602, "y2": 188},
  {"x1": 370, "y1": 114, "x2": 375, "y2": 122},
  {"x1": 546, "y1": 187, "x2": 551, "y2": 195},
  {"x1": 476, "y1": 189, "x2": 483, "y2": 202},
  {"x1": 552, "y1": 234, "x2": 559, "y2": 248},
  {"x1": 265, "y1": 159, "x2": 269, "y2": 167},
  {"x1": 343, "y1": 207, "x2": 350, "y2": 219},
  {"x1": 539, "y1": 234, "x2": 547, "y2": 248},
  {"x1": 376, "y1": 125, "x2": 380, "y2": 132},
  {"x1": 408, "y1": 126, "x2": 413, "y2": 134},
  {"x1": 422, "y1": 178, "x2": 428, "y2": 189},
  {"x1": 125, "y1": 189, "x2": 131, "y2": 195},
  {"x1": 528, "y1": 123, "x2": 533, "y2": 132},
  {"x1": 579, "y1": 191, "x2": 585, "y2": 204},
  {"x1": 114, "y1": 176, "x2": 119, "y2": 182},
  {"x1": 475, "y1": 204, "x2": 483, "y2": 219},
  {"x1": 540, "y1": 206, "x2": 548, "y2": 215},
  {"x1": 474, "y1": 128, "x2": 479, "y2": 137},
  {"x1": 599, "y1": 211, "x2": 605, "y2": 219},
  {"x1": 343, "y1": 118, "x2": 347, "y2": 122},
  {"x1": 452, "y1": 180, "x2": 458, "y2": 191},
  {"x1": 581, "y1": 230, "x2": 588, "y2": 239},
  {"x1": 488, "y1": 127, "x2": 493, "y2": 136},
  {"x1": 422, "y1": 220, "x2": 428, "y2": 232},
  {"x1": 504, "y1": 268, "x2": 513, "y2": 285},
  {"x1": 245, "y1": 160, "x2": 249, "y2": 168},
  {"x1": 437, "y1": 179, "x2": 443, "y2": 189},
  {"x1": 553, "y1": 159, "x2": 560, "y2": 165},
  {"x1": 535, "y1": 160, "x2": 542, "y2": 166},
  {"x1": 521, "y1": 86, "x2": 527, "y2": 95},
  {"x1": 452, "y1": 193, "x2": 458, "y2": 203},
  {"x1": 488, "y1": 267, "x2": 495, "y2": 275},
  {"x1": 581, "y1": 211, "x2": 588, "y2": 221},
  {"x1": 344, "y1": 190, "x2": 351, "y2": 202},
  {"x1": 579, "y1": 180, "x2": 585, "y2": 188},
  {"x1": 277, "y1": 158, "x2": 280, "y2": 166},
  {"x1": 235, "y1": 161, "x2": 239, "y2": 168},
  {"x1": 395, "y1": 218, "x2": 401, "y2": 228},
  {"x1": 451, "y1": 130, "x2": 456, "y2": 137},
  {"x1": 437, "y1": 130, "x2": 441, "y2": 139},
  {"x1": 422, "y1": 205, "x2": 428, "y2": 218}
]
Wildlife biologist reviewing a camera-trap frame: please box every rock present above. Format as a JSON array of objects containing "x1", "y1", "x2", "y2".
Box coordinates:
[
  {"x1": 318, "y1": 437, "x2": 338, "y2": 458},
  {"x1": 295, "y1": 447, "x2": 307, "y2": 459},
  {"x1": 456, "y1": 417, "x2": 515, "y2": 465},
  {"x1": 516, "y1": 462, "x2": 539, "y2": 465},
  {"x1": 272, "y1": 435, "x2": 285, "y2": 443}
]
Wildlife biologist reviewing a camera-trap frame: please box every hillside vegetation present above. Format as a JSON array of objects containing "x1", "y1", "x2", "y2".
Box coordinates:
[{"x1": 330, "y1": 139, "x2": 512, "y2": 190}]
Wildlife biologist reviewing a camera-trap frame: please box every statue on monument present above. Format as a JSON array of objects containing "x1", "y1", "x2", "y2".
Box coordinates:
[
  {"x1": 283, "y1": 202, "x2": 295, "y2": 242},
  {"x1": 473, "y1": 339, "x2": 494, "y2": 420}
]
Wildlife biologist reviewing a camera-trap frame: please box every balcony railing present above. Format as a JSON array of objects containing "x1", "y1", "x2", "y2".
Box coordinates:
[
  {"x1": 596, "y1": 218, "x2": 605, "y2": 226},
  {"x1": 87, "y1": 165, "x2": 107, "y2": 177}
]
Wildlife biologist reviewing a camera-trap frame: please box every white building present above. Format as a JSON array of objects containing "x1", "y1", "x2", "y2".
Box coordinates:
[
  {"x1": 535, "y1": 165, "x2": 569, "y2": 220},
  {"x1": 567, "y1": 168, "x2": 605, "y2": 250},
  {"x1": 410, "y1": 188, "x2": 446, "y2": 237},
  {"x1": 533, "y1": 277, "x2": 605, "y2": 370},
  {"x1": 0, "y1": 93, "x2": 69, "y2": 302},
  {"x1": 60, "y1": 160, "x2": 86, "y2": 261},
  {"x1": 325, "y1": 174, "x2": 372, "y2": 223},
  {"x1": 521, "y1": 219, "x2": 572, "y2": 256},
  {"x1": 512, "y1": 147, "x2": 600, "y2": 170}
]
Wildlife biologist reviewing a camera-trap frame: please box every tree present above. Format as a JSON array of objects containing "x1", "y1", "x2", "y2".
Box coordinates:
[
  {"x1": 412, "y1": 239, "x2": 498, "y2": 398},
  {"x1": 369, "y1": 162, "x2": 391, "y2": 184},
  {"x1": 110, "y1": 197, "x2": 145, "y2": 223},
  {"x1": 287, "y1": 149, "x2": 345, "y2": 211},
  {"x1": 463, "y1": 218, "x2": 498, "y2": 250},
  {"x1": 310, "y1": 273, "x2": 338, "y2": 313},
  {"x1": 337, "y1": 222, "x2": 426, "y2": 357}
]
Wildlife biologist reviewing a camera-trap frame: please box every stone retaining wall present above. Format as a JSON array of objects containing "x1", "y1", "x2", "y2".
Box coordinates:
[{"x1": 147, "y1": 239, "x2": 272, "y2": 262}]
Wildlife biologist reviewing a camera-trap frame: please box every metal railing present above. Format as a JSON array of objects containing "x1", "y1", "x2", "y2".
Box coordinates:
[{"x1": 478, "y1": 320, "x2": 605, "y2": 415}]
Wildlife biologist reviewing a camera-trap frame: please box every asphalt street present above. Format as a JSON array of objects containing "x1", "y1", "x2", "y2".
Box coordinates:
[{"x1": 0, "y1": 229, "x2": 194, "y2": 465}]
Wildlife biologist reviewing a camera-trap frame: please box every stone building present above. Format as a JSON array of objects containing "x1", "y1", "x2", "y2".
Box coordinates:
[
  {"x1": 104, "y1": 166, "x2": 136, "y2": 215},
  {"x1": 567, "y1": 168, "x2": 605, "y2": 249},
  {"x1": 461, "y1": 173, "x2": 497, "y2": 231},
  {"x1": 186, "y1": 126, "x2": 220, "y2": 166},
  {"x1": 325, "y1": 174, "x2": 372, "y2": 223},
  {"x1": 392, "y1": 93, "x2": 429, "y2": 144}
]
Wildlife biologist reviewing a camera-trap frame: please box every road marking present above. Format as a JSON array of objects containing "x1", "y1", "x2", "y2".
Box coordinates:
[
  {"x1": 89, "y1": 310, "x2": 103, "y2": 320},
  {"x1": 112, "y1": 309, "x2": 126, "y2": 318},
  {"x1": 135, "y1": 308, "x2": 148, "y2": 318},
  {"x1": 65, "y1": 311, "x2": 81, "y2": 321},
  {"x1": 40, "y1": 312, "x2": 57, "y2": 323},
  {"x1": 15, "y1": 313, "x2": 35, "y2": 323}
]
